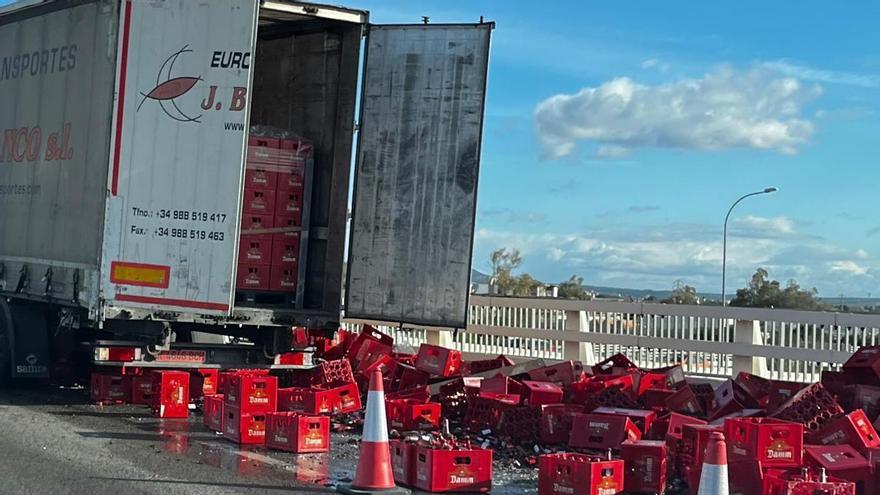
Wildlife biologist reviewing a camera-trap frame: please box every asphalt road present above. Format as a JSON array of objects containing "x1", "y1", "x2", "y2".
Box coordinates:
[{"x1": 0, "y1": 386, "x2": 538, "y2": 495}]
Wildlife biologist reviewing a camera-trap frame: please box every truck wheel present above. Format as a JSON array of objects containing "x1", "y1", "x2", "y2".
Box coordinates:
[{"x1": 0, "y1": 298, "x2": 12, "y2": 387}]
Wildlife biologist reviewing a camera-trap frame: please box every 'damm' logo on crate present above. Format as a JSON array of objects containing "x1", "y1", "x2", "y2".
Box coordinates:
[{"x1": 766, "y1": 438, "x2": 795, "y2": 460}]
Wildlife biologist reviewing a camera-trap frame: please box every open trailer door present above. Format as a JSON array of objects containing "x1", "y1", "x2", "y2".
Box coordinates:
[
  {"x1": 345, "y1": 23, "x2": 493, "y2": 328},
  {"x1": 101, "y1": 0, "x2": 259, "y2": 315}
]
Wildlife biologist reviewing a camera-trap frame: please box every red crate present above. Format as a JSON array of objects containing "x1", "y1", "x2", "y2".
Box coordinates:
[
  {"x1": 463, "y1": 396, "x2": 518, "y2": 431},
  {"x1": 592, "y1": 406, "x2": 656, "y2": 435},
  {"x1": 244, "y1": 162, "x2": 278, "y2": 191},
  {"x1": 811, "y1": 409, "x2": 880, "y2": 454},
  {"x1": 727, "y1": 459, "x2": 767, "y2": 495},
  {"x1": 764, "y1": 469, "x2": 857, "y2": 495},
  {"x1": 225, "y1": 374, "x2": 278, "y2": 413},
  {"x1": 217, "y1": 369, "x2": 269, "y2": 395},
  {"x1": 843, "y1": 345, "x2": 880, "y2": 386},
  {"x1": 397, "y1": 364, "x2": 430, "y2": 391},
  {"x1": 415, "y1": 343, "x2": 463, "y2": 377},
  {"x1": 650, "y1": 364, "x2": 687, "y2": 388},
  {"x1": 130, "y1": 374, "x2": 153, "y2": 405},
  {"x1": 279, "y1": 382, "x2": 361, "y2": 415},
  {"x1": 772, "y1": 383, "x2": 845, "y2": 433},
  {"x1": 526, "y1": 361, "x2": 585, "y2": 386},
  {"x1": 236, "y1": 262, "x2": 270, "y2": 291},
  {"x1": 656, "y1": 412, "x2": 707, "y2": 442},
  {"x1": 242, "y1": 187, "x2": 276, "y2": 215},
  {"x1": 680, "y1": 424, "x2": 723, "y2": 468},
  {"x1": 247, "y1": 136, "x2": 280, "y2": 161},
  {"x1": 664, "y1": 385, "x2": 704, "y2": 416},
  {"x1": 309, "y1": 359, "x2": 355, "y2": 387},
  {"x1": 387, "y1": 399, "x2": 441, "y2": 431},
  {"x1": 520, "y1": 380, "x2": 563, "y2": 406},
  {"x1": 540, "y1": 404, "x2": 584, "y2": 444},
  {"x1": 223, "y1": 405, "x2": 267, "y2": 444},
  {"x1": 414, "y1": 446, "x2": 492, "y2": 493},
  {"x1": 271, "y1": 233, "x2": 299, "y2": 267},
  {"x1": 734, "y1": 371, "x2": 772, "y2": 406},
  {"x1": 269, "y1": 264, "x2": 298, "y2": 292},
  {"x1": 481, "y1": 373, "x2": 524, "y2": 395},
  {"x1": 569, "y1": 413, "x2": 642, "y2": 450},
  {"x1": 538, "y1": 453, "x2": 625, "y2": 495},
  {"x1": 636, "y1": 372, "x2": 669, "y2": 397},
  {"x1": 266, "y1": 412, "x2": 329, "y2": 453},
  {"x1": 716, "y1": 378, "x2": 760, "y2": 409},
  {"x1": 240, "y1": 213, "x2": 274, "y2": 233},
  {"x1": 391, "y1": 440, "x2": 417, "y2": 487},
  {"x1": 274, "y1": 213, "x2": 302, "y2": 237},
  {"x1": 277, "y1": 163, "x2": 305, "y2": 193},
  {"x1": 151, "y1": 370, "x2": 190, "y2": 418},
  {"x1": 643, "y1": 388, "x2": 676, "y2": 409},
  {"x1": 190, "y1": 368, "x2": 219, "y2": 400},
  {"x1": 621, "y1": 440, "x2": 667, "y2": 494},
  {"x1": 91, "y1": 372, "x2": 130, "y2": 404},
  {"x1": 724, "y1": 417, "x2": 804, "y2": 467},
  {"x1": 592, "y1": 353, "x2": 638, "y2": 375},
  {"x1": 768, "y1": 380, "x2": 809, "y2": 412},
  {"x1": 278, "y1": 138, "x2": 313, "y2": 166},
  {"x1": 804, "y1": 445, "x2": 872, "y2": 493},
  {"x1": 274, "y1": 187, "x2": 304, "y2": 219},
  {"x1": 203, "y1": 394, "x2": 224, "y2": 431},
  {"x1": 463, "y1": 355, "x2": 515, "y2": 375},
  {"x1": 347, "y1": 327, "x2": 394, "y2": 371},
  {"x1": 238, "y1": 234, "x2": 272, "y2": 265},
  {"x1": 839, "y1": 385, "x2": 880, "y2": 419},
  {"x1": 823, "y1": 370, "x2": 849, "y2": 397}
]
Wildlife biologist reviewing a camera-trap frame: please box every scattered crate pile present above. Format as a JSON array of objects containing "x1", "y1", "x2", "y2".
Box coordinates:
[{"x1": 90, "y1": 329, "x2": 880, "y2": 494}]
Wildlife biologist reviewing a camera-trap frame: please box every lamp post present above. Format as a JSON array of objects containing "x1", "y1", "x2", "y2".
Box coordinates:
[{"x1": 722, "y1": 187, "x2": 778, "y2": 306}]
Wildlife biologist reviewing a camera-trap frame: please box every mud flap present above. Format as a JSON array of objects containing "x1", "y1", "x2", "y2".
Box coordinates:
[{"x1": 8, "y1": 302, "x2": 50, "y2": 379}]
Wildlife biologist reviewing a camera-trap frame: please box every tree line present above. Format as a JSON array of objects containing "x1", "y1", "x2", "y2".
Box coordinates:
[{"x1": 488, "y1": 248, "x2": 826, "y2": 309}]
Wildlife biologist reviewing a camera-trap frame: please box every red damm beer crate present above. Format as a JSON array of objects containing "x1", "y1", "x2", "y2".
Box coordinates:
[
  {"x1": 415, "y1": 343, "x2": 463, "y2": 377},
  {"x1": 538, "y1": 453, "x2": 625, "y2": 495},
  {"x1": 91, "y1": 371, "x2": 130, "y2": 405},
  {"x1": 265, "y1": 412, "x2": 329, "y2": 453},
  {"x1": 225, "y1": 374, "x2": 277, "y2": 413},
  {"x1": 203, "y1": 394, "x2": 224, "y2": 431},
  {"x1": 223, "y1": 405, "x2": 267, "y2": 444},
  {"x1": 414, "y1": 445, "x2": 492, "y2": 493},
  {"x1": 724, "y1": 417, "x2": 804, "y2": 468},
  {"x1": 151, "y1": 370, "x2": 190, "y2": 418}
]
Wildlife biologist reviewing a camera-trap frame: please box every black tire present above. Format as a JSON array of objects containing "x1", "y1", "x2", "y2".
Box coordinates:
[{"x1": 0, "y1": 298, "x2": 12, "y2": 387}]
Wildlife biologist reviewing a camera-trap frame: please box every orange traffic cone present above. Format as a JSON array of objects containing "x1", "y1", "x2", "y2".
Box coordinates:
[
  {"x1": 697, "y1": 432, "x2": 729, "y2": 495},
  {"x1": 338, "y1": 369, "x2": 410, "y2": 495}
]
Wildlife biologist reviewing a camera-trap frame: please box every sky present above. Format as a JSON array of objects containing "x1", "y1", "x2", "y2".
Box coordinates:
[
  {"x1": 354, "y1": 0, "x2": 880, "y2": 298},
  {"x1": 4, "y1": 0, "x2": 878, "y2": 297}
]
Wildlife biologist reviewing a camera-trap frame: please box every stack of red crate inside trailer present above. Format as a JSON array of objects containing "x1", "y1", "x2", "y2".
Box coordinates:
[{"x1": 237, "y1": 133, "x2": 311, "y2": 294}]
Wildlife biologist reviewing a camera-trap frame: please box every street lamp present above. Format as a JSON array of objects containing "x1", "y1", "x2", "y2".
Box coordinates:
[{"x1": 721, "y1": 187, "x2": 778, "y2": 306}]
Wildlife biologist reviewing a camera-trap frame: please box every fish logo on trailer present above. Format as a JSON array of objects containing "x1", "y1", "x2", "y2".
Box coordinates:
[{"x1": 137, "y1": 45, "x2": 202, "y2": 123}]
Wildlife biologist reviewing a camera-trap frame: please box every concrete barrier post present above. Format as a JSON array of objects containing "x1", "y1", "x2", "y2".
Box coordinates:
[{"x1": 733, "y1": 319, "x2": 769, "y2": 377}]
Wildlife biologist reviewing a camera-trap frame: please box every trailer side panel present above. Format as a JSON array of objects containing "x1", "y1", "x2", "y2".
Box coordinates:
[{"x1": 0, "y1": 0, "x2": 117, "y2": 304}]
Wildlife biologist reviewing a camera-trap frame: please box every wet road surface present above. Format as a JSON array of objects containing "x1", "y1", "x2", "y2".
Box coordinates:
[{"x1": 0, "y1": 386, "x2": 538, "y2": 495}]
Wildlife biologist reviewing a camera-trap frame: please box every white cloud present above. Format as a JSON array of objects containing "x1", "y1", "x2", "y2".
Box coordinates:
[
  {"x1": 641, "y1": 59, "x2": 670, "y2": 72},
  {"x1": 595, "y1": 144, "x2": 631, "y2": 159},
  {"x1": 731, "y1": 215, "x2": 795, "y2": 236},
  {"x1": 763, "y1": 60, "x2": 880, "y2": 88},
  {"x1": 856, "y1": 249, "x2": 870, "y2": 259},
  {"x1": 829, "y1": 260, "x2": 869, "y2": 276},
  {"x1": 534, "y1": 66, "x2": 820, "y2": 159}
]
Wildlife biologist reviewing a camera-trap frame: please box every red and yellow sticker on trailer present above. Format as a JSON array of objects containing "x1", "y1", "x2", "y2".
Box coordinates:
[{"x1": 110, "y1": 262, "x2": 170, "y2": 288}]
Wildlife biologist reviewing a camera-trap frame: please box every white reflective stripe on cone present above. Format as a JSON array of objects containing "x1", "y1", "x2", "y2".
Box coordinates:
[
  {"x1": 697, "y1": 465, "x2": 729, "y2": 495},
  {"x1": 362, "y1": 390, "x2": 388, "y2": 443}
]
